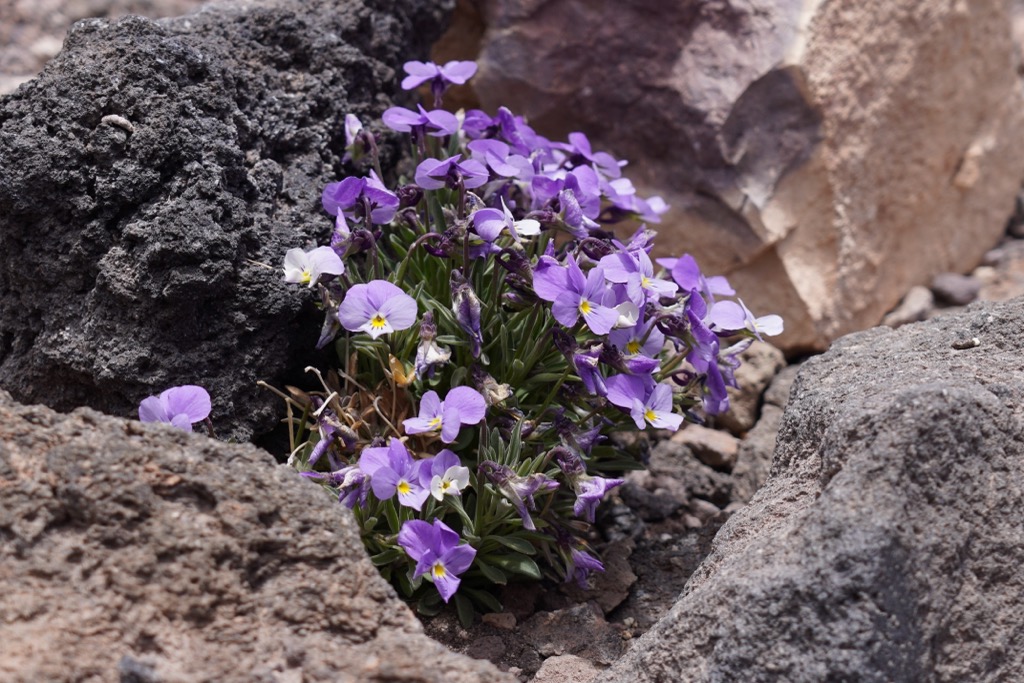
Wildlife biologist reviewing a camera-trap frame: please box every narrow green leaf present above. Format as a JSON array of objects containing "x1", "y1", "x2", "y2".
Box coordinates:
[
  {"x1": 454, "y1": 593, "x2": 476, "y2": 629},
  {"x1": 370, "y1": 547, "x2": 402, "y2": 566},
  {"x1": 476, "y1": 560, "x2": 508, "y2": 585},
  {"x1": 489, "y1": 535, "x2": 537, "y2": 556},
  {"x1": 488, "y1": 553, "x2": 542, "y2": 580}
]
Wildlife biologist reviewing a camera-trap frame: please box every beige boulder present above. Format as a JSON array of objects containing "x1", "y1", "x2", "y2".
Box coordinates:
[{"x1": 436, "y1": 0, "x2": 1024, "y2": 353}]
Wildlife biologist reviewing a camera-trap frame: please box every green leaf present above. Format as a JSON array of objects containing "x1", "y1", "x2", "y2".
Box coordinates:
[
  {"x1": 361, "y1": 516, "x2": 379, "y2": 533},
  {"x1": 487, "y1": 553, "x2": 542, "y2": 580},
  {"x1": 416, "y1": 593, "x2": 444, "y2": 617},
  {"x1": 465, "y1": 587, "x2": 504, "y2": 615},
  {"x1": 454, "y1": 593, "x2": 476, "y2": 629},
  {"x1": 476, "y1": 560, "x2": 508, "y2": 585},
  {"x1": 370, "y1": 547, "x2": 402, "y2": 566},
  {"x1": 489, "y1": 535, "x2": 536, "y2": 556}
]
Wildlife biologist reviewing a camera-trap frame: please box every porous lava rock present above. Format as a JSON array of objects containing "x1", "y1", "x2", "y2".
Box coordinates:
[
  {"x1": 437, "y1": 0, "x2": 1024, "y2": 354},
  {"x1": 0, "y1": 0, "x2": 452, "y2": 441},
  {"x1": 0, "y1": 390, "x2": 512, "y2": 682},
  {"x1": 598, "y1": 297, "x2": 1024, "y2": 682}
]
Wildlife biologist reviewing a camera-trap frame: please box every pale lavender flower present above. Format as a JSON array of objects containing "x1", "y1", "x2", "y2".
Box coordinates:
[
  {"x1": 605, "y1": 375, "x2": 683, "y2": 431},
  {"x1": 707, "y1": 299, "x2": 784, "y2": 340},
  {"x1": 418, "y1": 449, "x2": 470, "y2": 501},
  {"x1": 138, "y1": 385, "x2": 211, "y2": 432},
  {"x1": 337, "y1": 280, "x2": 418, "y2": 339},
  {"x1": 382, "y1": 103, "x2": 459, "y2": 138},
  {"x1": 414, "y1": 312, "x2": 451, "y2": 379},
  {"x1": 609, "y1": 318, "x2": 665, "y2": 359},
  {"x1": 414, "y1": 154, "x2": 489, "y2": 190},
  {"x1": 401, "y1": 60, "x2": 478, "y2": 90},
  {"x1": 599, "y1": 248, "x2": 678, "y2": 306},
  {"x1": 403, "y1": 386, "x2": 487, "y2": 443},
  {"x1": 479, "y1": 461, "x2": 559, "y2": 531},
  {"x1": 282, "y1": 246, "x2": 345, "y2": 288},
  {"x1": 557, "y1": 131, "x2": 624, "y2": 179},
  {"x1": 358, "y1": 438, "x2": 429, "y2": 510},
  {"x1": 467, "y1": 139, "x2": 533, "y2": 179},
  {"x1": 398, "y1": 518, "x2": 477, "y2": 602},
  {"x1": 656, "y1": 253, "x2": 735, "y2": 303},
  {"x1": 472, "y1": 198, "x2": 540, "y2": 244},
  {"x1": 547, "y1": 255, "x2": 619, "y2": 335}
]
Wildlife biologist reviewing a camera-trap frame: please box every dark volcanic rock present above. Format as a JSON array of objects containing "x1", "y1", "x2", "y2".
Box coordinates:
[
  {"x1": 0, "y1": 0, "x2": 452, "y2": 441},
  {"x1": 598, "y1": 298, "x2": 1024, "y2": 682},
  {"x1": 0, "y1": 390, "x2": 511, "y2": 682}
]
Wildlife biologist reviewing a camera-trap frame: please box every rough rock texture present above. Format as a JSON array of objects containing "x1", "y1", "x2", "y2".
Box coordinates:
[
  {"x1": 0, "y1": 0, "x2": 452, "y2": 441},
  {"x1": 0, "y1": 390, "x2": 511, "y2": 683},
  {"x1": 437, "y1": 0, "x2": 1024, "y2": 353},
  {"x1": 597, "y1": 297, "x2": 1024, "y2": 682}
]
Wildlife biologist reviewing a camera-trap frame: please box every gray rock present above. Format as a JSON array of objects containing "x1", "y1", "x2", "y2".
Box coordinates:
[
  {"x1": 931, "y1": 272, "x2": 982, "y2": 305},
  {"x1": 0, "y1": 390, "x2": 510, "y2": 682},
  {"x1": 0, "y1": 0, "x2": 452, "y2": 441},
  {"x1": 672, "y1": 423, "x2": 740, "y2": 470},
  {"x1": 522, "y1": 602, "x2": 624, "y2": 666},
  {"x1": 597, "y1": 297, "x2": 1024, "y2": 682}
]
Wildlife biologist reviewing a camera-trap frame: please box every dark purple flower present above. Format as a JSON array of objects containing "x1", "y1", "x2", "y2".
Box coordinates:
[
  {"x1": 301, "y1": 465, "x2": 369, "y2": 509},
  {"x1": 322, "y1": 171, "x2": 399, "y2": 225},
  {"x1": 479, "y1": 461, "x2": 559, "y2": 531},
  {"x1": 573, "y1": 475, "x2": 625, "y2": 523},
  {"x1": 451, "y1": 270, "x2": 484, "y2": 357},
  {"x1": 337, "y1": 280, "x2": 418, "y2": 339},
  {"x1": 403, "y1": 386, "x2": 487, "y2": 443},
  {"x1": 415, "y1": 154, "x2": 490, "y2": 191},
  {"x1": 398, "y1": 518, "x2": 477, "y2": 602},
  {"x1": 138, "y1": 385, "x2": 211, "y2": 432},
  {"x1": 358, "y1": 438, "x2": 429, "y2": 510},
  {"x1": 567, "y1": 547, "x2": 605, "y2": 587}
]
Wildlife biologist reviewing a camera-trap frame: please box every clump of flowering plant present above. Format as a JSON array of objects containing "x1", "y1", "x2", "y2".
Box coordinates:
[{"x1": 274, "y1": 61, "x2": 781, "y2": 619}]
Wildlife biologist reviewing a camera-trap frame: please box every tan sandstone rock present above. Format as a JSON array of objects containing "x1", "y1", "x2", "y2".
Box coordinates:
[{"x1": 436, "y1": 0, "x2": 1024, "y2": 353}]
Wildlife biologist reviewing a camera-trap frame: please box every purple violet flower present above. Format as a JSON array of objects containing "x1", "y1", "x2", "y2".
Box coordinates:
[
  {"x1": 567, "y1": 547, "x2": 605, "y2": 587},
  {"x1": 397, "y1": 518, "x2": 477, "y2": 603},
  {"x1": 467, "y1": 139, "x2": 534, "y2": 179},
  {"x1": 656, "y1": 254, "x2": 735, "y2": 303},
  {"x1": 414, "y1": 154, "x2": 490, "y2": 191},
  {"x1": 337, "y1": 280, "x2": 418, "y2": 340},
  {"x1": 282, "y1": 246, "x2": 345, "y2": 288},
  {"x1": 381, "y1": 103, "x2": 459, "y2": 138},
  {"x1": 557, "y1": 131, "x2": 624, "y2": 179},
  {"x1": 605, "y1": 375, "x2": 684, "y2": 431},
  {"x1": 599, "y1": 248, "x2": 678, "y2": 306},
  {"x1": 609, "y1": 318, "x2": 665, "y2": 360},
  {"x1": 542, "y1": 254, "x2": 619, "y2": 335},
  {"x1": 322, "y1": 171, "x2": 400, "y2": 225},
  {"x1": 401, "y1": 60, "x2": 478, "y2": 91},
  {"x1": 358, "y1": 438, "x2": 429, "y2": 510},
  {"x1": 415, "y1": 311, "x2": 451, "y2": 379},
  {"x1": 552, "y1": 447, "x2": 624, "y2": 523},
  {"x1": 301, "y1": 465, "x2": 369, "y2": 509},
  {"x1": 138, "y1": 385, "x2": 211, "y2": 432},
  {"x1": 707, "y1": 299, "x2": 784, "y2": 340},
  {"x1": 403, "y1": 386, "x2": 487, "y2": 444},
  {"x1": 479, "y1": 461, "x2": 559, "y2": 531}
]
